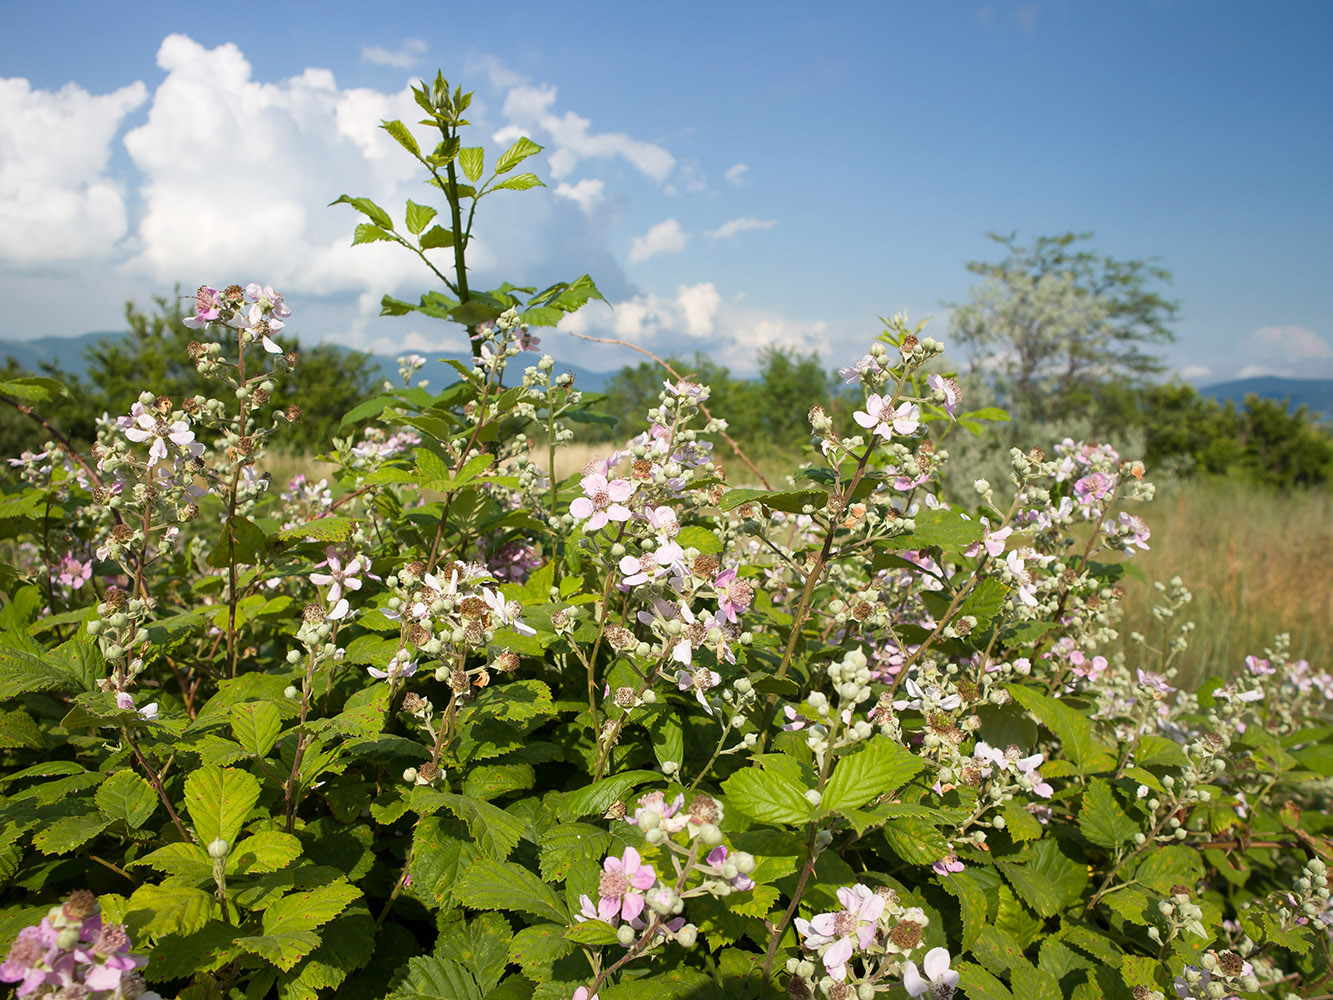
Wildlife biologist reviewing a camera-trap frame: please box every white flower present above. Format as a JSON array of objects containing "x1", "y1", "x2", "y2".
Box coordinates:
[
  {"x1": 903, "y1": 947, "x2": 959, "y2": 999},
  {"x1": 853, "y1": 394, "x2": 920, "y2": 439}
]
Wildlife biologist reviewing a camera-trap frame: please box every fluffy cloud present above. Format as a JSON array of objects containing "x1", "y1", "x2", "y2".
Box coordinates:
[
  {"x1": 557, "y1": 282, "x2": 833, "y2": 374},
  {"x1": 724, "y1": 163, "x2": 749, "y2": 186},
  {"x1": 708, "y1": 217, "x2": 777, "y2": 240},
  {"x1": 553, "y1": 178, "x2": 605, "y2": 214},
  {"x1": 494, "y1": 83, "x2": 674, "y2": 182},
  {"x1": 361, "y1": 39, "x2": 427, "y2": 69},
  {"x1": 1179, "y1": 364, "x2": 1212, "y2": 381},
  {"x1": 1250, "y1": 324, "x2": 1331, "y2": 360},
  {"x1": 628, "y1": 218, "x2": 687, "y2": 264},
  {"x1": 0, "y1": 76, "x2": 148, "y2": 264},
  {"x1": 122, "y1": 34, "x2": 430, "y2": 298}
]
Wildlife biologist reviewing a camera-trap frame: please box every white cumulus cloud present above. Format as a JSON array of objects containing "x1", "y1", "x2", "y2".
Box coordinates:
[
  {"x1": 1251, "y1": 324, "x2": 1332, "y2": 360},
  {"x1": 361, "y1": 39, "x2": 427, "y2": 69},
  {"x1": 495, "y1": 82, "x2": 674, "y2": 182},
  {"x1": 724, "y1": 163, "x2": 749, "y2": 186},
  {"x1": 628, "y1": 218, "x2": 687, "y2": 264},
  {"x1": 708, "y1": 217, "x2": 777, "y2": 240},
  {"x1": 1179, "y1": 364, "x2": 1213, "y2": 381},
  {"x1": 0, "y1": 76, "x2": 148, "y2": 265},
  {"x1": 121, "y1": 34, "x2": 430, "y2": 299},
  {"x1": 553, "y1": 178, "x2": 605, "y2": 214}
]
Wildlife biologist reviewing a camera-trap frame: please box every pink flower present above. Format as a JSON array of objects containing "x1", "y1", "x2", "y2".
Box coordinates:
[
  {"x1": 123, "y1": 404, "x2": 198, "y2": 467},
  {"x1": 115, "y1": 692, "x2": 158, "y2": 720},
  {"x1": 713, "y1": 568, "x2": 755, "y2": 623},
  {"x1": 854, "y1": 394, "x2": 920, "y2": 439},
  {"x1": 56, "y1": 553, "x2": 92, "y2": 590},
  {"x1": 1245, "y1": 655, "x2": 1275, "y2": 676},
  {"x1": 367, "y1": 658, "x2": 418, "y2": 681},
  {"x1": 965, "y1": 520, "x2": 1012, "y2": 559},
  {"x1": 1073, "y1": 471, "x2": 1115, "y2": 505},
  {"x1": 1118, "y1": 511, "x2": 1151, "y2": 551},
  {"x1": 595, "y1": 847, "x2": 657, "y2": 923},
  {"x1": 629, "y1": 791, "x2": 684, "y2": 830},
  {"x1": 573, "y1": 989, "x2": 598, "y2": 1000},
  {"x1": 678, "y1": 665, "x2": 722, "y2": 715},
  {"x1": 926, "y1": 373, "x2": 962, "y2": 419},
  {"x1": 309, "y1": 549, "x2": 364, "y2": 604},
  {"x1": 706, "y1": 845, "x2": 756, "y2": 891},
  {"x1": 569, "y1": 472, "x2": 634, "y2": 531},
  {"x1": 932, "y1": 853, "x2": 965, "y2": 876},
  {"x1": 1136, "y1": 668, "x2": 1176, "y2": 696},
  {"x1": 838, "y1": 354, "x2": 883, "y2": 384},
  {"x1": 903, "y1": 947, "x2": 959, "y2": 999},
  {"x1": 183, "y1": 285, "x2": 221, "y2": 329},
  {"x1": 794, "y1": 884, "x2": 885, "y2": 981}
]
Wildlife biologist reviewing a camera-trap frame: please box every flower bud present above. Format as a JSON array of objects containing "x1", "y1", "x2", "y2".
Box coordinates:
[
  {"x1": 675, "y1": 923, "x2": 698, "y2": 949},
  {"x1": 207, "y1": 839, "x2": 229, "y2": 859},
  {"x1": 616, "y1": 924, "x2": 637, "y2": 946}
]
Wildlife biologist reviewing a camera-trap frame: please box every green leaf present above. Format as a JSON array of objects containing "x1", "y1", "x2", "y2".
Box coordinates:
[
  {"x1": 124, "y1": 883, "x2": 218, "y2": 942},
  {"x1": 0, "y1": 375, "x2": 67, "y2": 402},
  {"x1": 1001, "y1": 801, "x2": 1044, "y2": 842},
  {"x1": 956, "y1": 962, "x2": 1015, "y2": 1000},
  {"x1": 718, "y1": 487, "x2": 825, "y2": 514},
  {"x1": 184, "y1": 765, "x2": 262, "y2": 848},
  {"x1": 565, "y1": 919, "x2": 618, "y2": 945},
  {"x1": 231, "y1": 701, "x2": 284, "y2": 758},
  {"x1": 495, "y1": 136, "x2": 543, "y2": 174},
  {"x1": 491, "y1": 173, "x2": 543, "y2": 192},
  {"x1": 722, "y1": 767, "x2": 812, "y2": 825},
  {"x1": 262, "y1": 881, "x2": 361, "y2": 938},
  {"x1": 205, "y1": 514, "x2": 268, "y2": 568},
  {"x1": 132, "y1": 842, "x2": 213, "y2": 879},
  {"x1": 236, "y1": 930, "x2": 322, "y2": 972},
  {"x1": 957, "y1": 577, "x2": 1011, "y2": 628},
  {"x1": 895, "y1": 507, "x2": 984, "y2": 550},
  {"x1": 353, "y1": 222, "x2": 395, "y2": 245},
  {"x1": 941, "y1": 868, "x2": 993, "y2": 951},
  {"x1": 1134, "y1": 734, "x2": 1190, "y2": 768},
  {"x1": 389, "y1": 955, "x2": 481, "y2": 1000},
  {"x1": 882, "y1": 815, "x2": 950, "y2": 865},
  {"x1": 271, "y1": 516, "x2": 356, "y2": 545},
  {"x1": 508, "y1": 923, "x2": 574, "y2": 970},
  {"x1": 822, "y1": 738, "x2": 925, "y2": 813},
  {"x1": 419, "y1": 225, "x2": 455, "y2": 250},
  {"x1": 331, "y1": 194, "x2": 393, "y2": 230},
  {"x1": 453, "y1": 858, "x2": 568, "y2": 922},
  {"x1": 674, "y1": 525, "x2": 722, "y2": 555},
  {"x1": 0, "y1": 645, "x2": 81, "y2": 699},
  {"x1": 381, "y1": 120, "x2": 421, "y2": 157},
  {"x1": 229, "y1": 831, "x2": 304, "y2": 876},
  {"x1": 462, "y1": 763, "x2": 535, "y2": 801},
  {"x1": 554, "y1": 770, "x2": 659, "y2": 820},
  {"x1": 458, "y1": 146, "x2": 484, "y2": 182},
  {"x1": 996, "y1": 840, "x2": 1090, "y2": 917},
  {"x1": 404, "y1": 200, "x2": 438, "y2": 235},
  {"x1": 1132, "y1": 845, "x2": 1203, "y2": 894},
  {"x1": 434, "y1": 911, "x2": 510, "y2": 995},
  {"x1": 1079, "y1": 780, "x2": 1137, "y2": 849},
  {"x1": 538, "y1": 823, "x2": 612, "y2": 882},
  {"x1": 1007, "y1": 685, "x2": 1115, "y2": 773},
  {"x1": 31, "y1": 812, "x2": 109, "y2": 854},
  {"x1": 95, "y1": 770, "x2": 157, "y2": 828},
  {"x1": 413, "y1": 789, "x2": 524, "y2": 860}
]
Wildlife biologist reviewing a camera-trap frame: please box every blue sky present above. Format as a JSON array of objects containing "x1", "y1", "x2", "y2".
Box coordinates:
[{"x1": 1, "y1": 0, "x2": 1330, "y2": 381}]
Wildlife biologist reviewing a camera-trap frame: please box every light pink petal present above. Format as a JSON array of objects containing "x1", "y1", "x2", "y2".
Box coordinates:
[
  {"x1": 125, "y1": 427, "x2": 153, "y2": 443},
  {"x1": 597, "y1": 897, "x2": 620, "y2": 923},
  {"x1": 902, "y1": 961, "x2": 928, "y2": 997},
  {"x1": 620, "y1": 892, "x2": 645, "y2": 922},
  {"x1": 923, "y1": 947, "x2": 957, "y2": 987},
  {"x1": 569, "y1": 497, "x2": 594, "y2": 519},
  {"x1": 606, "y1": 479, "x2": 633, "y2": 502},
  {"x1": 823, "y1": 936, "x2": 854, "y2": 981},
  {"x1": 853, "y1": 409, "x2": 877, "y2": 429},
  {"x1": 586, "y1": 511, "x2": 609, "y2": 531},
  {"x1": 606, "y1": 504, "x2": 632, "y2": 522},
  {"x1": 310, "y1": 572, "x2": 333, "y2": 587}
]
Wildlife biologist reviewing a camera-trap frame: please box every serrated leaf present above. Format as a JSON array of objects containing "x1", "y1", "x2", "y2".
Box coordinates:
[
  {"x1": 958, "y1": 577, "x2": 1011, "y2": 627},
  {"x1": 956, "y1": 962, "x2": 1014, "y2": 1000},
  {"x1": 453, "y1": 859, "x2": 567, "y2": 922},
  {"x1": 331, "y1": 194, "x2": 393, "y2": 230},
  {"x1": 380, "y1": 120, "x2": 420, "y2": 157},
  {"x1": 882, "y1": 815, "x2": 950, "y2": 865},
  {"x1": 262, "y1": 881, "x2": 361, "y2": 939},
  {"x1": 554, "y1": 770, "x2": 659, "y2": 820},
  {"x1": 31, "y1": 812, "x2": 109, "y2": 854},
  {"x1": 133, "y1": 842, "x2": 213, "y2": 879},
  {"x1": 353, "y1": 223, "x2": 395, "y2": 245},
  {"x1": 1079, "y1": 780, "x2": 1137, "y2": 849},
  {"x1": 184, "y1": 765, "x2": 261, "y2": 848},
  {"x1": 412, "y1": 789, "x2": 524, "y2": 860},
  {"x1": 1007, "y1": 685, "x2": 1115, "y2": 774},
  {"x1": 271, "y1": 517, "x2": 356, "y2": 545},
  {"x1": 231, "y1": 701, "x2": 283, "y2": 758},
  {"x1": 894, "y1": 507, "x2": 985, "y2": 550},
  {"x1": 0, "y1": 645, "x2": 81, "y2": 699},
  {"x1": 491, "y1": 173, "x2": 543, "y2": 192},
  {"x1": 1132, "y1": 845, "x2": 1202, "y2": 894},
  {"x1": 721, "y1": 767, "x2": 812, "y2": 825},
  {"x1": 404, "y1": 200, "x2": 438, "y2": 235},
  {"x1": 419, "y1": 225, "x2": 455, "y2": 250},
  {"x1": 462, "y1": 763, "x2": 535, "y2": 801},
  {"x1": 125, "y1": 883, "x2": 218, "y2": 942},
  {"x1": 95, "y1": 770, "x2": 157, "y2": 828},
  {"x1": 495, "y1": 137, "x2": 543, "y2": 174},
  {"x1": 718, "y1": 487, "x2": 825, "y2": 514},
  {"x1": 941, "y1": 868, "x2": 992, "y2": 951},
  {"x1": 564, "y1": 919, "x2": 618, "y2": 945},
  {"x1": 508, "y1": 923, "x2": 573, "y2": 970},
  {"x1": 538, "y1": 823, "x2": 612, "y2": 882},
  {"x1": 674, "y1": 524, "x2": 722, "y2": 555},
  {"x1": 996, "y1": 840, "x2": 1089, "y2": 917},
  {"x1": 237, "y1": 930, "x2": 323, "y2": 972},
  {"x1": 1001, "y1": 800, "x2": 1044, "y2": 842},
  {"x1": 822, "y1": 738, "x2": 924, "y2": 813},
  {"x1": 458, "y1": 147, "x2": 484, "y2": 182},
  {"x1": 229, "y1": 831, "x2": 304, "y2": 875},
  {"x1": 390, "y1": 955, "x2": 481, "y2": 1000}
]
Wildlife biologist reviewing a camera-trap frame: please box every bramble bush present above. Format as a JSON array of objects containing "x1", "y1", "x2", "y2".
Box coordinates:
[{"x1": 0, "y1": 72, "x2": 1330, "y2": 1000}]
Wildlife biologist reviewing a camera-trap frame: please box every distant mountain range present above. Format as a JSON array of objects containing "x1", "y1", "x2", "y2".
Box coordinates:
[
  {"x1": 1197, "y1": 377, "x2": 1333, "y2": 417},
  {"x1": 0, "y1": 331, "x2": 617, "y2": 393}
]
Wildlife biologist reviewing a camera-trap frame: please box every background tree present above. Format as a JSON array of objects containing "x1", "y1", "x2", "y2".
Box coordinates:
[
  {"x1": 950, "y1": 231, "x2": 1179, "y2": 420},
  {"x1": 1, "y1": 291, "x2": 380, "y2": 457}
]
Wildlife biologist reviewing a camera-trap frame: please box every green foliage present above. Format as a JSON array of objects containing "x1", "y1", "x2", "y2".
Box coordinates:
[{"x1": 0, "y1": 67, "x2": 1328, "y2": 1000}]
